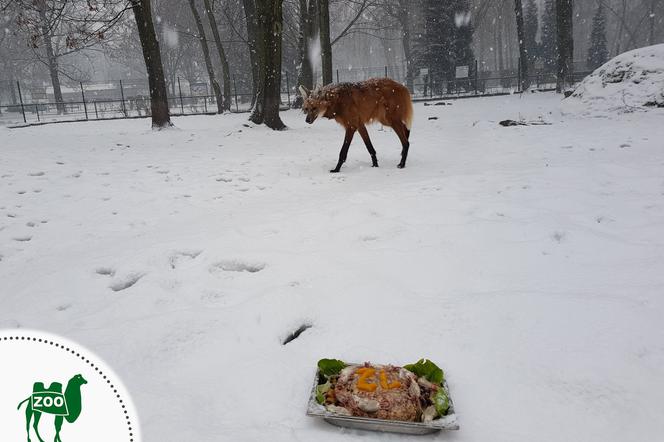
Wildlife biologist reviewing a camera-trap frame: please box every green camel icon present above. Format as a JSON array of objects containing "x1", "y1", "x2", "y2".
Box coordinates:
[{"x1": 17, "y1": 374, "x2": 87, "y2": 442}]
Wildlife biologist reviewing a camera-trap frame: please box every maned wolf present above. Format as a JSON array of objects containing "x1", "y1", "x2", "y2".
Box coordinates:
[{"x1": 300, "y1": 78, "x2": 413, "y2": 173}]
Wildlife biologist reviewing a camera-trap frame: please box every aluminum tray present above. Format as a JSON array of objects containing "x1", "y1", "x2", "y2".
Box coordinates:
[{"x1": 306, "y1": 364, "x2": 460, "y2": 435}]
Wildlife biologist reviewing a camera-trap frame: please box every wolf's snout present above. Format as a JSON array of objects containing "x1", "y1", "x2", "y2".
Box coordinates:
[{"x1": 305, "y1": 115, "x2": 315, "y2": 124}]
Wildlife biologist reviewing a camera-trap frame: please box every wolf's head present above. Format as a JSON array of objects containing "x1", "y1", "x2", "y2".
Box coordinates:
[{"x1": 299, "y1": 86, "x2": 329, "y2": 124}]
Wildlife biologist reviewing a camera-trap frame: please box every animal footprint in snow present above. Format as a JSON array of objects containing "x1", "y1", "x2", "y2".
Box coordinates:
[
  {"x1": 238, "y1": 177, "x2": 250, "y2": 182},
  {"x1": 28, "y1": 171, "x2": 45, "y2": 177},
  {"x1": 109, "y1": 272, "x2": 144, "y2": 292},
  {"x1": 216, "y1": 177, "x2": 232, "y2": 183},
  {"x1": 13, "y1": 235, "x2": 32, "y2": 242},
  {"x1": 95, "y1": 267, "x2": 116, "y2": 277},
  {"x1": 210, "y1": 260, "x2": 265, "y2": 274},
  {"x1": 169, "y1": 250, "x2": 202, "y2": 269},
  {"x1": 551, "y1": 231, "x2": 566, "y2": 243},
  {"x1": 359, "y1": 235, "x2": 378, "y2": 242}
]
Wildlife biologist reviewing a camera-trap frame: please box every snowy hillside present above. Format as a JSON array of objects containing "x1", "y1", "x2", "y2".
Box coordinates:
[
  {"x1": 1, "y1": 93, "x2": 664, "y2": 442},
  {"x1": 563, "y1": 44, "x2": 664, "y2": 115}
]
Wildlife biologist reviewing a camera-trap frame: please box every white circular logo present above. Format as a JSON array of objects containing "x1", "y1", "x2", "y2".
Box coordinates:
[{"x1": 0, "y1": 330, "x2": 139, "y2": 442}]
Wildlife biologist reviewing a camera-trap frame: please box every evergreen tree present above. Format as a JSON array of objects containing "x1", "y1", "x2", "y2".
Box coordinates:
[
  {"x1": 540, "y1": 0, "x2": 557, "y2": 72},
  {"x1": 524, "y1": 0, "x2": 539, "y2": 66},
  {"x1": 587, "y1": 3, "x2": 608, "y2": 70},
  {"x1": 416, "y1": 0, "x2": 474, "y2": 92}
]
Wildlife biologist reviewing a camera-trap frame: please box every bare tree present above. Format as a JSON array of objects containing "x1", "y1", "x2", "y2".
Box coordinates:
[
  {"x1": 318, "y1": 0, "x2": 332, "y2": 84},
  {"x1": 556, "y1": 0, "x2": 573, "y2": 92},
  {"x1": 188, "y1": 0, "x2": 224, "y2": 113},
  {"x1": 514, "y1": 0, "x2": 529, "y2": 89},
  {"x1": 130, "y1": 0, "x2": 171, "y2": 128},
  {"x1": 248, "y1": 0, "x2": 286, "y2": 129},
  {"x1": 380, "y1": 0, "x2": 414, "y2": 91},
  {"x1": 293, "y1": 0, "x2": 317, "y2": 107},
  {"x1": 242, "y1": 0, "x2": 259, "y2": 105},
  {"x1": 203, "y1": 0, "x2": 232, "y2": 111},
  {"x1": 9, "y1": 0, "x2": 128, "y2": 113}
]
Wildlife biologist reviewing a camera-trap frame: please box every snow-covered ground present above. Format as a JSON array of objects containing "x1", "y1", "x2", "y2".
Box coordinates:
[{"x1": 1, "y1": 92, "x2": 663, "y2": 442}]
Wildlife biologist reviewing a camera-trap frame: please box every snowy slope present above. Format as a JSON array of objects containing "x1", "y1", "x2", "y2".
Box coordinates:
[
  {"x1": 563, "y1": 44, "x2": 664, "y2": 115},
  {"x1": 1, "y1": 93, "x2": 664, "y2": 442}
]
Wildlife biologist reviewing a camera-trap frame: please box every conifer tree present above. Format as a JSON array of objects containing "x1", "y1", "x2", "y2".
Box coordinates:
[
  {"x1": 587, "y1": 3, "x2": 608, "y2": 70},
  {"x1": 417, "y1": 0, "x2": 474, "y2": 91},
  {"x1": 540, "y1": 0, "x2": 557, "y2": 72},
  {"x1": 524, "y1": 0, "x2": 539, "y2": 66}
]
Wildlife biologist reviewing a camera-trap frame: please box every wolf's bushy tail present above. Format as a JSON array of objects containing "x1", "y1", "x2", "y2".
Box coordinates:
[
  {"x1": 401, "y1": 87, "x2": 414, "y2": 130},
  {"x1": 17, "y1": 397, "x2": 29, "y2": 410}
]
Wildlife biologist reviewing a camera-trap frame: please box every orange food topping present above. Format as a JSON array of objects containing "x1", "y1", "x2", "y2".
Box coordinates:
[
  {"x1": 356, "y1": 367, "x2": 377, "y2": 392},
  {"x1": 379, "y1": 369, "x2": 401, "y2": 389}
]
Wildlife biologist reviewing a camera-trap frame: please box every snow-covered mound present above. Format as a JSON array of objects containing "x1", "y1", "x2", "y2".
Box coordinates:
[{"x1": 563, "y1": 44, "x2": 664, "y2": 115}]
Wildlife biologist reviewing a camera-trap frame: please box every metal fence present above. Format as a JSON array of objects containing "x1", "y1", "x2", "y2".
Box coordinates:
[
  {"x1": 0, "y1": 76, "x2": 293, "y2": 127},
  {"x1": 0, "y1": 67, "x2": 590, "y2": 127}
]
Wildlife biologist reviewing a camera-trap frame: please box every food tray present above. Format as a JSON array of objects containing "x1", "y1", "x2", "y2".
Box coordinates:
[{"x1": 306, "y1": 364, "x2": 460, "y2": 435}]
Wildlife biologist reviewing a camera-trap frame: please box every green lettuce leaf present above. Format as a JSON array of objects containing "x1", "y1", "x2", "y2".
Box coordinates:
[
  {"x1": 317, "y1": 358, "x2": 346, "y2": 377},
  {"x1": 403, "y1": 359, "x2": 444, "y2": 384},
  {"x1": 433, "y1": 388, "x2": 450, "y2": 416},
  {"x1": 316, "y1": 381, "x2": 331, "y2": 404}
]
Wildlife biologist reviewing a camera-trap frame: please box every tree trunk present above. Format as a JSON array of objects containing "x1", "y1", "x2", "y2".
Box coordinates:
[
  {"x1": 556, "y1": 0, "x2": 573, "y2": 92},
  {"x1": 249, "y1": 0, "x2": 285, "y2": 130},
  {"x1": 130, "y1": 0, "x2": 172, "y2": 128},
  {"x1": 514, "y1": 0, "x2": 530, "y2": 90},
  {"x1": 202, "y1": 0, "x2": 232, "y2": 111},
  {"x1": 242, "y1": 0, "x2": 259, "y2": 107},
  {"x1": 318, "y1": 0, "x2": 332, "y2": 85},
  {"x1": 188, "y1": 0, "x2": 223, "y2": 114},
  {"x1": 37, "y1": 0, "x2": 64, "y2": 114},
  {"x1": 399, "y1": 0, "x2": 413, "y2": 92},
  {"x1": 294, "y1": 0, "x2": 314, "y2": 108}
]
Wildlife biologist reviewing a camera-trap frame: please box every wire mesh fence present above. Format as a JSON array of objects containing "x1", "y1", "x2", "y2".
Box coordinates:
[{"x1": 0, "y1": 64, "x2": 591, "y2": 127}]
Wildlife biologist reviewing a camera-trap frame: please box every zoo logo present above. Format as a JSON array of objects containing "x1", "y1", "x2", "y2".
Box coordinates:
[{"x1": 17, "y1": 374, "x2": 87, "y2": 442}]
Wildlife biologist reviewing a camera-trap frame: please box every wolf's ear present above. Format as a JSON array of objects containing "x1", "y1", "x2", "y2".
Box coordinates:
[{"x1": 299, "y1": 85, "x2": 309, "y2": 99}]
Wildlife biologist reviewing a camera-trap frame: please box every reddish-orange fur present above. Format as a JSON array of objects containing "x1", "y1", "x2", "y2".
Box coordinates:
[{"x1": 301, "y1": 78, "x2": 413, "y2": 172}]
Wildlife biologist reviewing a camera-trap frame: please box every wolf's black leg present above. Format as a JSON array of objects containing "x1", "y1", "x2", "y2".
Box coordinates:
[
  {"x1": 394, "y1": 122, "x2": 410, "y2": 169},
  {"x1": 358, "y1": 125, "x2": 378, "y2": 167},
  {"x1": 331, "y1": 128, "x2": 356, "y2": 173}
]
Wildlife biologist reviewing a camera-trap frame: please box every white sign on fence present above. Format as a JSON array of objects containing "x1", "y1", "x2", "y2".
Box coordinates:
[
  {"x1": 31, "y1": 87, "x2": 47, "y2": 100},
  {"x1": 455, "y1": 66, "x2": 469, "y2": 79},
  {"x1": 420, "y1": 68, "x2": 429, "y2": 77},
  {"x1": 190, "y1": 82, "x2": 208, "y2": 96}
]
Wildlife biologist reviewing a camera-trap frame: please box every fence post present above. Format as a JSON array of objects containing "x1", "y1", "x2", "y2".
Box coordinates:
[
  {"x1": 94, "y1": 101, "x2": 99, "y2": 119},
  {"x1": 233, "y1": 75, "x2": 239, "y2": 112},
  {"x1": 474, "y1": 59, "x2": 479, "y2": 95},
  {"x1": 35, "y1": 104, "x2": 40, "y2": 122},
  {"x1": 517, "y1": 57, "x2": 522, "y2": 93},
  {"x1": 336, "y1": 69, "x2": 339, "y2": 83},
  {"x1": 385, "y1": 65, "x2": 388, "y2": 77},
  {"x1": 119, "y1": 80, "x2": 127, "y2": 117},
  {"x1": 177, "y1": 77, "x2": 184, "y2": 114},
  {"x1": 80, "y1": 82, "x2": 88, "y2": 121},
  {"x1": 285, "y1": 71, "x2": 291, "y2": 106},
  {"x1": 16, "y1": 81, "x2": 26, "y2": 123}
]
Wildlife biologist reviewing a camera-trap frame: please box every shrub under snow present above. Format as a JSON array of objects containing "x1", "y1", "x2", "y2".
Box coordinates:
[{"x1": 563, "y1": 44, "x2": 664, "y2": 115}]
